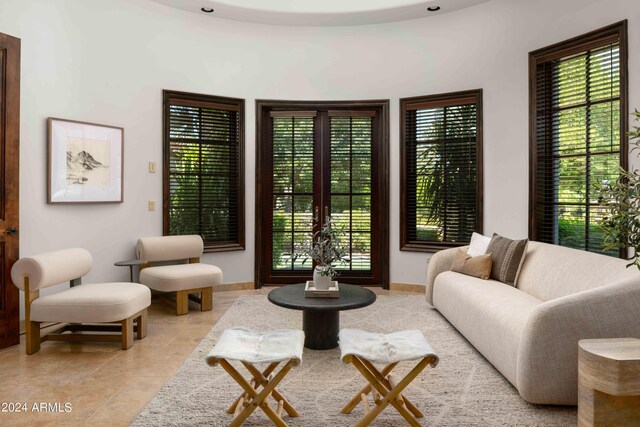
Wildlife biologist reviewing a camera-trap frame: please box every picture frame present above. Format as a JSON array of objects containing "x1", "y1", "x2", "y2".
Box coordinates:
[{"x1": 47, "y1": 117, "x2": 124, "y2": 204}]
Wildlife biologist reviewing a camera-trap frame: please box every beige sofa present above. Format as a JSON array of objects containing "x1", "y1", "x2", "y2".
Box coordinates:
[{"x1": 425, "y1": 241, "x2": 640, "y2": 405}]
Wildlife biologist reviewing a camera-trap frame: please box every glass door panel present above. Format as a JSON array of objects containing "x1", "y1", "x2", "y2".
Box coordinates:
[
  {"x1": 329, "y1": 116, "x2": 373, "y2": 273},
  {"x1": 271, "y1": 116, "x2": 315, "y2": 272}
]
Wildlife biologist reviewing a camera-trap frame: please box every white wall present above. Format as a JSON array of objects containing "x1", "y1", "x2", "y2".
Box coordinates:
[{"x1": 1, "y1": 0, "x2": 639, "y2": 317}]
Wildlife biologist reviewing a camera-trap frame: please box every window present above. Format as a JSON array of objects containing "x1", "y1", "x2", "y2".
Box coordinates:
[
  {"x1": 529, "y1": 21, "x2": 627, "y2": 254},
  {"x1": 400, "y1": 90, "x2": 483, "y2": 252},
  {"x1": 163, "y1": 90, "x2": 244, "y2": 252}
]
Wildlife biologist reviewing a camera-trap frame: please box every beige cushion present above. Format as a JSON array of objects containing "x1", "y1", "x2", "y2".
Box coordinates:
[
  {"x1": 140, "y1": 263, "x2": 222, "y2": 292},
  {"x1": 517, "y1": 241, "x2": 640, "y2": 301},
  {"x1": 451, "y1": 249, "x2": 492, "y2": 280},
  {"x1": 486, "y1": 233, "x2": 528, "y2": 286},
  {"x1": 136, "y1": 235, "x2": 203, "y2": 263},
  {"x1": 31, "y1": 283, "x2": 150, "y2": 323},
  {"x1": 11, "y1": 248, "x2": 93, "y2": 291},
  {"x1": 433, "y1": 271, "x2": 542, "y2": 386}
]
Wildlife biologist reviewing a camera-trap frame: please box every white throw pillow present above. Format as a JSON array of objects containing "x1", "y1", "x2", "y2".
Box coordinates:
[{"x1": 467, "y1": 232, "x2": 491, "y2": 257}]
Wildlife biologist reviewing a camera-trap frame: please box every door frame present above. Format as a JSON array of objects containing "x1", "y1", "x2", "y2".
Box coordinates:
[
  {"x1": 0, "y1": 32, "x2": 20, "y2": 349},
  {"x1": 255, "y1": 99, "x2": 390, "y2": 289}
]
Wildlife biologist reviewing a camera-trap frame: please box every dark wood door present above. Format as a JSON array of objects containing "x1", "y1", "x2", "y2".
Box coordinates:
[
  {"x1": 0, "y1": 33, "x2": 20, "y2": 350},
  {"x1": 256, "y1": 101, "x2": 389, "y2": 288}
]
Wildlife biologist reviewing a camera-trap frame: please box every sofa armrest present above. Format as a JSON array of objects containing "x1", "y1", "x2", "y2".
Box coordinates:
[
  {"x1": 516, "y1": 278, "x2": 640, "y2": 405},
  {"x1": 425, "y1": 246, "x2": 465, "y2": 305}
]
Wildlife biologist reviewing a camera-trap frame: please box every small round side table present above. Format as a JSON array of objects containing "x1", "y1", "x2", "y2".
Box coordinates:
[
  {"x1": 114, "y1": 259, "x2": 147, "y2": 282},
  {"x1": 578, "y1": 338, "x2": 640, "y2": 426}
]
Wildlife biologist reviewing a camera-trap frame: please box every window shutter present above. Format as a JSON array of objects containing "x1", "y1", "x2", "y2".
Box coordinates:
[
  {"x1": 531, "y1": 22, "x2": 626, "y2": 255},
  {"x1": 164, "y1": 91, "x2": 244, "y2": 251},
  {"x1": 401, "y1": 90, "x2": 483, "y2": 251}
]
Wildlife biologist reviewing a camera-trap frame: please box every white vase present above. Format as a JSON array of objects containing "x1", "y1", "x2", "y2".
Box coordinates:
[{"x1": 313, "y1": 266, "x2": 332, "y2": 290}]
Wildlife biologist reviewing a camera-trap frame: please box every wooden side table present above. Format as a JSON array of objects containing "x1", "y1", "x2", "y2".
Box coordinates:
[
  {"x1": 114, "y1": 259, "x2": 147, "y2": 282},
  {"x1": 578, "y1": 338, "x2": 640, "y2": 426}
]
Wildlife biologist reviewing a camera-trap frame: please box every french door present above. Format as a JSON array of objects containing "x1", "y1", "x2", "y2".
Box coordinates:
[
  {"x1": 256, "y1": 100, "x2": 389, "y2": 287},
  {"x1": 0, "y1": 33, "x2": 20, "y2": 350}
]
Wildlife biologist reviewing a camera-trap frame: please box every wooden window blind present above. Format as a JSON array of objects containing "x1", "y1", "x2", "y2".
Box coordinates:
[
  {"x1": 163, "y1": 90, "x2": 245, "y2": 252},
  {"x1": 400, "y1": 90, "x2": 483, "y2": 252},
  {"x1": 529, "y1": 21, "x2": 627, "y2": 255}
]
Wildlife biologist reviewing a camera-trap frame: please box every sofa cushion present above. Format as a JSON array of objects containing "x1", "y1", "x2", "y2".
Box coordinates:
[
  {"x1": 451, "y1": 249, "x2": 492, "y2": 280},
  {"x1": 486, "y1": 234, "x2": 528, "y2": 286},
  {"x1": 468, "y1": 232, "x2": 491, "y2": 257},
  {"x1": 517, "y1": 241, "x2": 640, "y2": 301},
  {"x1": 433, "y1": 271, "x2": 543, "y2": 385},
  {"x1": 140, "y1": 263, "x2": 223, "y2": 292},
  {"x1": 31, "y1": 282, "x2": 150, "y2": 323}
]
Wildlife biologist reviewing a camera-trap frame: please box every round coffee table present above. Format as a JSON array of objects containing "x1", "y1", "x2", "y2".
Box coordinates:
[{"x1": 268, "y1": 283, "x2": 376, "y2": 350}]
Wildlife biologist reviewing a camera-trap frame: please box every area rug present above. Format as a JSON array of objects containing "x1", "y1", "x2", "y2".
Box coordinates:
[{"x1": 133, "y1": 295, "x2": 576, "y2": 426}]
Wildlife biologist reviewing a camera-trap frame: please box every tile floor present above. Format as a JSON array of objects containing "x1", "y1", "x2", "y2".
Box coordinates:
[{"x1": 0, "y1": 287, "x2": 416, "y2": 426}]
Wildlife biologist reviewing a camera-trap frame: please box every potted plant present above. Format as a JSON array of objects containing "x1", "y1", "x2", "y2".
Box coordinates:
[
  {"x1": 305, "y1": 216, "x2": 350, "y2": 290},
  {"x1": 598, "y1": 108, "x2": 640, "y2": 268}
]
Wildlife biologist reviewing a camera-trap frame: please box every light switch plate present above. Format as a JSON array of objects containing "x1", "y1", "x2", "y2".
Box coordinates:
[
  {"x1": 148, "y1": 200, "x2": 156, "y2": 211},
  {"x1": 149, "y1": 161, "x2": 157, "y2": 173}
]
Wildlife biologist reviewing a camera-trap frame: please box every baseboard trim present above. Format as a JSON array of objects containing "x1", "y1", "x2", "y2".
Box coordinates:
[
  {"x1": 389, "y1": 283, "x2": 425, "y2": 294},
  {"x1": 214, "y1": 282, "x2": 255, "y2": 292}
]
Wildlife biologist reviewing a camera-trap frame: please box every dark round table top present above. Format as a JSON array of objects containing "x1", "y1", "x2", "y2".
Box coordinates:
[{"x1": 268, "y1": 283, "x2": 376, "y2": 313}]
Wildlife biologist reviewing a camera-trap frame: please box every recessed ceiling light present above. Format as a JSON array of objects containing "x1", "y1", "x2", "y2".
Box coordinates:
[
  {"x1": 427, "y1": 6, "x2": 441, "y2": 12},
  {"x1": 201, "y1": 7, "x2": 214, "y2": 13}
]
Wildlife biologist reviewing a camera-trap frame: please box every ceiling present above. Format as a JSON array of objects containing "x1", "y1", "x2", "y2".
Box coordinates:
[{"x1": 149, "y1": 0, "x2": 492, "y2": 26}]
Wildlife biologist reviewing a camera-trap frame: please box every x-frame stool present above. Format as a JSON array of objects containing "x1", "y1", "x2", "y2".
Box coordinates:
[
  {"x1": 206, "y1": 328, "x2": 304, "y2": 427},
  {"x1": 339, "y1": 329, "x2": 439, "y2": 427}
]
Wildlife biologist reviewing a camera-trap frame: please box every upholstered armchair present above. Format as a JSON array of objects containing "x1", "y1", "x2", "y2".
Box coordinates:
[
  {"x1": 11, "y1": 248, "x2": 151, "y2": 355},
  {"x1": 136, "y1": 235, "x2": 223, "y2": 315}
]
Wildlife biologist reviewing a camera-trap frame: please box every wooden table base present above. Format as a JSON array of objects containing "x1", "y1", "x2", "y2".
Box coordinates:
[{"x1": 578, "y1": 338, "x2": 640, "y2": 427}]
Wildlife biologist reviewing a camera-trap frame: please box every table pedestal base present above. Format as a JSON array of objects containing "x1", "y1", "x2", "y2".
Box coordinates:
[{"x1": 302, "y1": 310, "x2": 339, "y2": 350}]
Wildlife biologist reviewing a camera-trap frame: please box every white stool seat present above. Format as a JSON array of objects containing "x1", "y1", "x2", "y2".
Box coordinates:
[
  {"x1": 140, "y1": 263, "x2": 222, "y2": 292},
  {"x1": 207, "y1": 327, "x2": 305, "y2": 366},
  {"x1": 339, "y1": 328, "x2": 439, "y2": 365},
  {"x1": 31, "y1": 282, "x2": 151, "y2": 324}
]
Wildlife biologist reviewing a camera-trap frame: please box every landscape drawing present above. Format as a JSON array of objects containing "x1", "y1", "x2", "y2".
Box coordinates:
[{"x1": 66, "y1": 137, "x2": 110, "y2": 187}]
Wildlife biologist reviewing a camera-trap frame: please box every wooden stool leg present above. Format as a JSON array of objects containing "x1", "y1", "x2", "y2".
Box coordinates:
[
  {"x1": 350, "y1": 356, "x2": 432, "y2": 427},
  {"x1": 176, "y1": 290, "x2": 189, "y2": 315},
  {"x1": 221, "y1": 359, "x2": 295, "y2": 427},
  {"x1": 341, "y1": 362, "x2": 398, "y2": 414},
  {"x1": 121, "y1": 316, "x2": 134, "y2": 350},
  {"x1": 136, "y1": 310, "x2": 148, "y2": 340},
  {"x1": 201, "y1": 287, "x2": 213, "y2": 311},
  {"x1": 243, "y1": 361, "x2": 299, "y2": 417}
]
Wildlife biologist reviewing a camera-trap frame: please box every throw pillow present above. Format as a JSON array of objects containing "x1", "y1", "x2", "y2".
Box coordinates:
[
  {"x1": 467, "y1": 232, "x2": 491, "y2": 257},
  {"x1": 451, "y1": 249, "x2": 493, "y2": 280},
  {"x1": 486, "y1": 233, "x2": 529, "y2": 286}
]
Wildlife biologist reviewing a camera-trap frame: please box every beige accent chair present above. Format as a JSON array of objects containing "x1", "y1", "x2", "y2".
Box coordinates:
[
  {"x1": 425, "y1": 241, "x2": 640, "y2": 405},
  {"x1": 136, "y1": 235, "x2": 223, "y2": 315},
  {"x1": 11, "y1": 248, "x2": 151, "y2": 355}
]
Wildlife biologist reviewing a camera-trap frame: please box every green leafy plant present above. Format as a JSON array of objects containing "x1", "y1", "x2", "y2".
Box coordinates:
[
  {"x1": 597, "y1": 108, "x2": 640, "y2": 268},
  {"x1": 299, "y1": 216, "x2": 350, "y2": 277}
]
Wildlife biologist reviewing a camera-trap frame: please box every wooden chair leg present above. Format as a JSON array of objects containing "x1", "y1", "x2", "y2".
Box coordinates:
[
  {"x1": 176, "y1": 290, "x2": 189, "y2": 315},
  {"x1": 136, "y1": 310, "x2": 148, "y2": 339},
  {"x1": 26, "y1": 321, "x2": 41, "y2": 355},
  {"x1": 201, "y1": 287, "x2": 213, "y2": 311},
  {"x1": 121, "y1": 316, "x2": 134, "y2": 349}
]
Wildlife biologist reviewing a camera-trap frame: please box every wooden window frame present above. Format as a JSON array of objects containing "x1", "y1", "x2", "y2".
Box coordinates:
[
  {"x1": 163, "y1": 90, "x2": 245, "y2": 252},
  {"x1": 400, "y1": 89, "x2": 484, "y2": 252},
  {"x1": 255, "y1": 99, "x2": 390, "y2": 288},
  {"x1": 528, "y1": 21, "x2": 628, "y2": 254}
]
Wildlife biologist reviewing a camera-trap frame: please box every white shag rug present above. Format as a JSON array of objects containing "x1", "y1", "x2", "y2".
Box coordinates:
[{"x1": 133, "y1": 295, "x2": 576, "y2": 426}]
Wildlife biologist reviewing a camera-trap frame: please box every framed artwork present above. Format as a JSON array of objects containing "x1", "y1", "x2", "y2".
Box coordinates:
[{"x1": 47, "y1": 117, "x2": 124, "y2": 204}]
